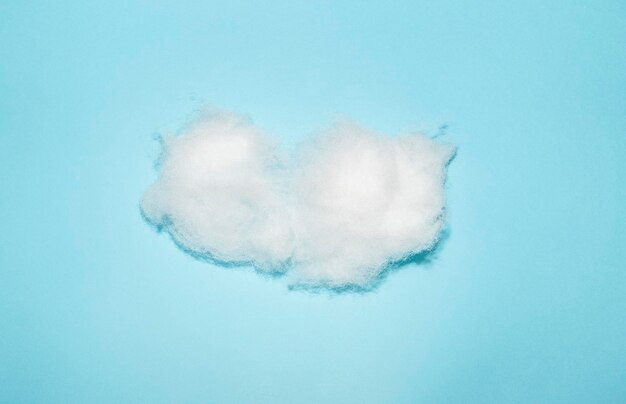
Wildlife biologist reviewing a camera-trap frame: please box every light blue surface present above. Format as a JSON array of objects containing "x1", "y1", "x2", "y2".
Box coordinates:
[{"x1": 1, "y1": 1, "x2": 625, "y2": 403}]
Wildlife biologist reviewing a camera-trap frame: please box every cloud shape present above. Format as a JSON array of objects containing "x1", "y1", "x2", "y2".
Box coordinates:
[{"x1": 141, "y1": 109, "x2": 455, "y2": 290}]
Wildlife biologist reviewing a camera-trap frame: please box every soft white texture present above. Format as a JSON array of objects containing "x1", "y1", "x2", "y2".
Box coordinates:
[{"x1": 141, "y1": 110, "x2": 455, "y2": 289}]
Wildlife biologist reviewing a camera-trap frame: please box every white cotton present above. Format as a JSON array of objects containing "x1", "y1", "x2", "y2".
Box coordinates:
[
  {"x1": 290, "y1": 121, "x2": 455, "y2": 287},
  {"x1": 141, "y1": 111, "x2": 295, "y2": 270},
  {"x1": 141, "y1": 110, "x2": 455, "y2": 289}
]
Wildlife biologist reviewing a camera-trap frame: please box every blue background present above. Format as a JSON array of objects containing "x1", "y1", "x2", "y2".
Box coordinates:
[{"x1": 1, "y1": 1, "x2": 625, "y2": 402}]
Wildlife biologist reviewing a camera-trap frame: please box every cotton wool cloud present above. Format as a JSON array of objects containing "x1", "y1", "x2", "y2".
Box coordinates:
[{"x1": 141, "y1": 110, "x2": 455, "y2": 289}]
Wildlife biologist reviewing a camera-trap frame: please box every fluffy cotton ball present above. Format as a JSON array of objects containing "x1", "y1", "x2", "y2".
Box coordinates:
[
  {"x1": 291, "y1": 121, "x2": 455, "y2": 287},
  {"x1": 141, "y1": 110, "x2": 455, "y2": 289},
  {"x1": 141, "y1": 111, "x2": 295, "y2": 270}
]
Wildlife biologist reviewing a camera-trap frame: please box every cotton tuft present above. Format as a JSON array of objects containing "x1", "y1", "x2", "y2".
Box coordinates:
[{"x1": 141, "y1": 110, "x2": 455, "y2": 289}]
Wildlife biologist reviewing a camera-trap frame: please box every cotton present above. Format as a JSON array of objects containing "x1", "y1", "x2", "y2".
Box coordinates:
[{"x1": 141, "y1": 110, "x2": 455, "y2": 289}]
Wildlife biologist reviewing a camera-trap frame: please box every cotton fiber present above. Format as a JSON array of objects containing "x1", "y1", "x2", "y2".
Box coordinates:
[{"x1": 141, "y1": 110, "x2": 455, "y2": 290}]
